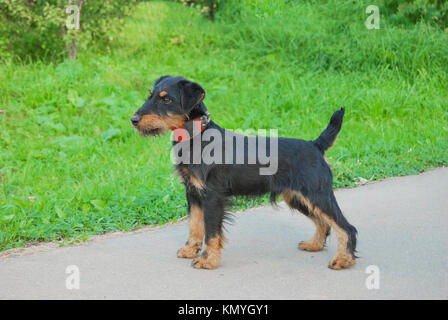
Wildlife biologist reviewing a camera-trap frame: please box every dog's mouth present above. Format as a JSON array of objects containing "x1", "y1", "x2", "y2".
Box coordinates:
[{"x1": 136, "y1": 127, "x2": 164, "y2": 137}]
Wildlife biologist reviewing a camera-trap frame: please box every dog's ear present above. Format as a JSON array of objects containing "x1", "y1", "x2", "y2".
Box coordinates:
[{"x1": 178, "y1": 80, "x2": 205, "y2": 111}]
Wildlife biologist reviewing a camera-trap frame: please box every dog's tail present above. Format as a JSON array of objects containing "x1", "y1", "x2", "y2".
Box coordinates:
[{"x1": 313, "y1": 108, "x2": 345, "y2": 153}]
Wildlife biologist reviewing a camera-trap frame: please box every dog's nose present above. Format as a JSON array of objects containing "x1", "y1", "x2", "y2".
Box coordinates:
[{"x1": 131, "y1": 115, "x2": 140, "y2": 126}]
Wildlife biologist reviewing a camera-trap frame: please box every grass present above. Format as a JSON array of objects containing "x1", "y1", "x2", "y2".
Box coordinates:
[{"x1": 0, "y1": 0, "x2": 447, "y2": 251}]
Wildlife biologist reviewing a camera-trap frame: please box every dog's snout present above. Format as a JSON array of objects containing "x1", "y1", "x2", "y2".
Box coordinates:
[{"x1": 131, "y1": 115, "x2": 141, "y2": 126}]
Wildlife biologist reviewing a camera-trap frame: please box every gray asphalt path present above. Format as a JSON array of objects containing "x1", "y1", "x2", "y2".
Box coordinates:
[{"x1": 1, "y1": 168, "x2": 447, "y2": 299}]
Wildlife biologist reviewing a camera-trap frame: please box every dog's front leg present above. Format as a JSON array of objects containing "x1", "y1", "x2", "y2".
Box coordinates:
[
  {"x1": 192, "y1": 192, "x2": 225, "y2": 270},
  {"x1": 177, "y1": 191, "x2": 204, "y2": 259}
]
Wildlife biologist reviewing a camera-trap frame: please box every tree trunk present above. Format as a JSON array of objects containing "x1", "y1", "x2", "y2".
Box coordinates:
[
  {"x1": 208, "y1": 0, "x2": 214, "y2": 21},
  {"x1": 68, "y1": 40, "x2": 78, "y2": 59}
]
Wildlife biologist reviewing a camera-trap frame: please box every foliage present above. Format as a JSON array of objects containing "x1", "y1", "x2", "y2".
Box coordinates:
[
  {"x1": 173, "y1": 0, "x2": 220, "y2": 20},
  {"x1": 380, "y1": 0, "x2": 448, "y2": 29},
  {"x1": 0, "y1": 0, "x2": 137, "y2": 61}
]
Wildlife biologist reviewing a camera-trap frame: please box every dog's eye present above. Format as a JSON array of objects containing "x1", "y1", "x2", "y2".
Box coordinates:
[{"x1": 162, "y1": 97, "x2": 172, "y2": 104}]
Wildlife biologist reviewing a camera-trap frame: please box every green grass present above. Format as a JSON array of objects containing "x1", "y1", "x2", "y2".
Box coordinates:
[{"x1": 0, "y1": 0, "x2": 447, "y2": 251}]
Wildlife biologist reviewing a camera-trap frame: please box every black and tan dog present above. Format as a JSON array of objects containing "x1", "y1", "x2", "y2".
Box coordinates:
[{"x1": 131, "y1": 75, "x2": 357, "y2": 270}]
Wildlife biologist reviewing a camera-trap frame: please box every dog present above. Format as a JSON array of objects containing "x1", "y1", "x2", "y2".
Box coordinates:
[{"x1": 131, "y1": 75, "x2": 357, "y2": 270}]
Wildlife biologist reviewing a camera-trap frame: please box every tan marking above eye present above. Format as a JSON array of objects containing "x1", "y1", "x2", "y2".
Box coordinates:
[{"x1": 159, "y1": 90, "x2": 168, "y2": 97}]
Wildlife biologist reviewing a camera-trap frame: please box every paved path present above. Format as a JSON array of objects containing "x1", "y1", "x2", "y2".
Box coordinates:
[{"x1": 1, "y1": 168, "x2": 447, "y2": 299}]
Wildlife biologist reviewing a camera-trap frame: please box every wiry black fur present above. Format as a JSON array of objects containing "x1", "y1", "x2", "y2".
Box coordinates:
[
  {"x1": 314, "y1": 108, "x2": 345, "y2": 153},
  {"x1": 131, "y1": 75, "x2": 358, "y2": 267}
]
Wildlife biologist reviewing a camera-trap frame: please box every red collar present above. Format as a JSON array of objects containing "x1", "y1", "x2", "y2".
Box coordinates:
[{"x1": 171, "y1": 118, "x2": 204, "y2": 142}]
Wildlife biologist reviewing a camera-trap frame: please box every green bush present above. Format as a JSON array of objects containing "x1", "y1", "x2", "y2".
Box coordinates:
[
  {"x1": 173, "y1": 0, "x2": 220, "y2": 20},
  {"x1": 0, "y1": 0, "x2": 137, "y2": 61},
  {"x1": 381, "y1": 0, "x2": 448, "y2": 29}
]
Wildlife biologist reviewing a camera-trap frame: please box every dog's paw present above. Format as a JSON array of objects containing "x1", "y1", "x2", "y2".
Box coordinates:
[
  {"x1": 298, "y1": 240, "x2": 324, "y2": 252},
  {"x1": 177, "y1": 244, "x2": 201, "y2": 259},
  {"x1": 191, "y1": 251, "x2": 220, "y2": 270},
  {"x1": 328, "y1": 255, "x2": 355, "y2": 270}
]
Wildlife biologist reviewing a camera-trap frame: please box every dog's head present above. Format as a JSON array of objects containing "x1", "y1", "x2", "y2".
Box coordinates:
[{"x1": 130, "y1": 75, "x2": 205, "y2": 137}]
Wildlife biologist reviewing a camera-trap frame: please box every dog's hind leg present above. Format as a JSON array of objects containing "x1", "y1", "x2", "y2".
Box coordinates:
[
  {"x1": 299, "y1": 215, "x2": 330, "y2": 252},
  {"x1": 319, "y1": 192, "x2": 357, "y2": 270},
  {"x1": 283, "y1": 190, "x2": 357, "y2": 270},
  {"x1": 282, "y1": 191, "x2": 330, "y2": 252},
  {"x1": 312, "y1": 191, "x2": 357, "y2": 270},
  {"x1": 177, "y1": 191, "x2": 204, "y2": 259},
  {"x1": 192, "y1": 192, "x2": 225, "y2": 270}
]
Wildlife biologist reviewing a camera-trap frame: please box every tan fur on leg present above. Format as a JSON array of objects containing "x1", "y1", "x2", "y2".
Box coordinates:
[
  {"x1": 282, "y1": 192, "x2": 329, "y2": 252},
  {"x1": 177, "y1": 205, "x2": 204, "y2": 259},
  {"x1": 282, "y1": 190, "x2": 355, "y2": 270},
  {"x1": 192, "y1": 235, "x2": 223, "y2": 269},
  {"x1": 298, "y1": 215, "x2": 329, "y2": 252},
  {"x1": 324, "y1": 221, "x2": 355, "y2": 270}
]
